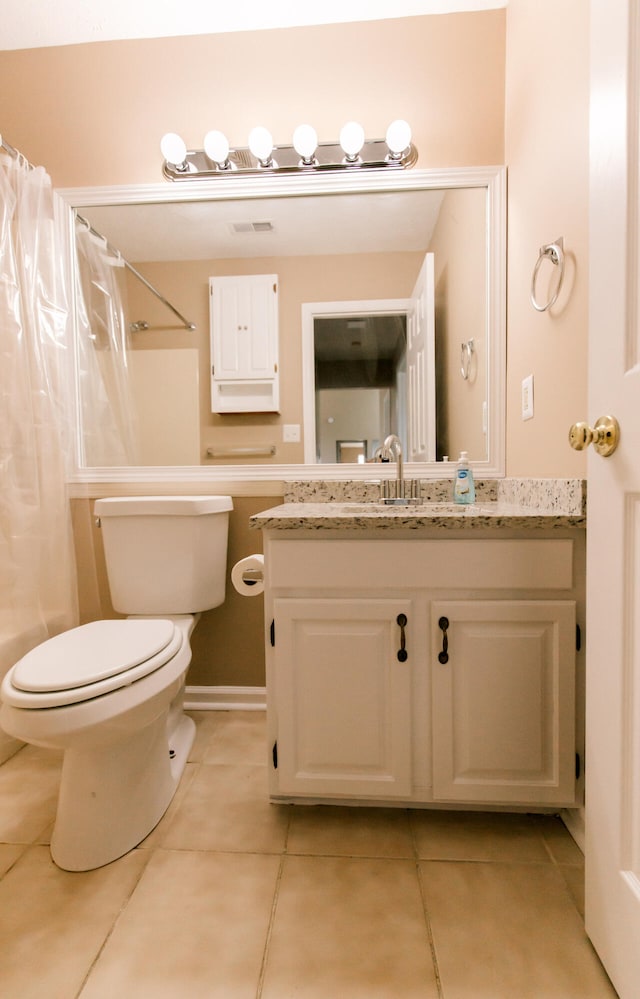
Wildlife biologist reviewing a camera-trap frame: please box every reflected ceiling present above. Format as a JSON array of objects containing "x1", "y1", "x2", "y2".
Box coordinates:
[{"x1": 79, "y1": 190, "x2": 446, "y2": 263}]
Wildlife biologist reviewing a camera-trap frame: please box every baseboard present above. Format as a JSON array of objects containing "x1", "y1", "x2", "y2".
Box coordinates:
[
  {"x1": 184, "y1": 685, "x2": 266, "y2": 711},
  {"x1": 560, "y1": 806, "x2": 585, "y2": 854}
]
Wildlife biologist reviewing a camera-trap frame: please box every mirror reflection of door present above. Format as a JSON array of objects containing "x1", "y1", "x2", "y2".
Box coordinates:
[
  {"x1": 311, "y1": 253, "x2": 436, "y2": 465},
  {"x1": 314, "y1": 314, "x2": 407, "y2": 463},
  {"x1": 336, "y1": 440, "x2": 368, "y2": 463}
]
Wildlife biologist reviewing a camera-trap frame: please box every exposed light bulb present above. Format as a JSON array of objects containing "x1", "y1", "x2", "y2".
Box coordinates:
[
  {"x1": 339, "y1": 121, "x2": 365, "y2": 162},
  {"x1": 292, "y1": 123, "x2": 318, "y2": 165},
  {"x1": 203, "y1": 130, "x2": 231, "y2": 167},
  {"x1": 386, "y1": 119, "x2": 412, "y2": 158},
  {"x1": 160, "y1": 132, "x2": 187, "y2": 167},
  {"x1": 248, "y1": 126, "x2": 274, "y2": 166}
]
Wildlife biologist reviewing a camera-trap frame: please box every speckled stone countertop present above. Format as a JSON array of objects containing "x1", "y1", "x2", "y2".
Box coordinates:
[{"x1": 250, "y1": 478, "x2": 586, "y2": 532}]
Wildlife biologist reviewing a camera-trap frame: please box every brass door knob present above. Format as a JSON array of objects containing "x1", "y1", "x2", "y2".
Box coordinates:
[{"x1": 568, "y1": 415, "x2": 620, "y2": 456}]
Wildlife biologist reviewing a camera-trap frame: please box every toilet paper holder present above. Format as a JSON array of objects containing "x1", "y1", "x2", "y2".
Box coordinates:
[{"x1": 231, "y1": 554, "x2": 265, "y2": 596}]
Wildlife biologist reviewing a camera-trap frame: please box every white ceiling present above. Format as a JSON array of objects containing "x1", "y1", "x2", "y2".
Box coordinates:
[{"x1": 1, "y1": 0, "x2": 506, "y2": 51}]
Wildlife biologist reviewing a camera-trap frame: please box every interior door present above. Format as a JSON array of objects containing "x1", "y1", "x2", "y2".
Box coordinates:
[
  {"x1": 584, "y1": 2, "x2": 640, "y2": 994},
  {"x1": 406, "y1": 253, "x2": 436, "y2": 461}
]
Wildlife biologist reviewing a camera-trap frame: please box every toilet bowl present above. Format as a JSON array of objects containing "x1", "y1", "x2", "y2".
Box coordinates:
[{"x1": 0, "y1": 495, "x2": 233, "y2": 871}]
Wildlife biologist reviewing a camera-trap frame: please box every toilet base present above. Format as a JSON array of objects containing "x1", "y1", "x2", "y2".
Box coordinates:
[{"x1": 50, "y1": 708, "x2": 195, "y2": 871}]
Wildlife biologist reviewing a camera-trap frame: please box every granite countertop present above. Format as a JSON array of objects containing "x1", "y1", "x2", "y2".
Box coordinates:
[
  {"x1": 250, "y1": 500, "x2": 585, "y2": 532},
  {"x1": 249, "y1": 478, "x2": 586, "y2": 532}
]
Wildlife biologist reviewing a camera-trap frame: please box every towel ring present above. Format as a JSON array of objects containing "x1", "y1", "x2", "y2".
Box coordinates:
[
  {"x1": 460, "y1": 339, "x2": 474, "y2": 380},
  {"x1": 531, "y1": 237, "x2": 565, "y2": 312}
]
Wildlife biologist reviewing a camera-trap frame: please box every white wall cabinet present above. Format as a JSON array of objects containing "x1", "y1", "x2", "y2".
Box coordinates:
[
  {"x1": 263, "y1": 535, "x2": 582, "y2": 809},
  {"x1": 209, "y1": 274, "x2": 279, "y2": 412}
]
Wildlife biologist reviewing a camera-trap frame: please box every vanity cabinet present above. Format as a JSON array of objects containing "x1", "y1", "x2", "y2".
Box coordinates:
[
  {"x1": 263, "y1": 534, "x2": 581, "y2": 809},
  {"x1": 209, "y1": 274, "x2": 279, "y2": 413}
]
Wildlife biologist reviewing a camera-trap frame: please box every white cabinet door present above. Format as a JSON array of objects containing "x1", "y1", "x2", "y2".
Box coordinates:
[
  {"x1": 272, "y1": 597, "x2": 413, "y2": 797},
  {"x1": 210, "y1": 274, "x2": 279, "y2": 412},
  {"x1": 431, "y1": 600, "x2": 576, "y2": 805}
]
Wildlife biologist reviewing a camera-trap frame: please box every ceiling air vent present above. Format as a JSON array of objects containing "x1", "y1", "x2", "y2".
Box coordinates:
[{"x1": 230, "y1": 221, "x2": 275, "y2": 234}]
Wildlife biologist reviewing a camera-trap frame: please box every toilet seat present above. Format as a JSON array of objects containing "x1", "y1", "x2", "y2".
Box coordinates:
[{"x1": 2, "y1": 619, "x2": 182, "y2": 709}]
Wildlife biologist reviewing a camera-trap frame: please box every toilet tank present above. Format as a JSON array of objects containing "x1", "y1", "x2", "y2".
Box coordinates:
[{"x1": 94, "y1": 496, "x2": 233, "y2": 615}]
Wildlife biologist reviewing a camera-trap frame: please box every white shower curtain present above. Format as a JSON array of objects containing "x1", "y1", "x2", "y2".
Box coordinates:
[
  {"x1": 73, "y1": 225, "x2": 140, "y2": 467},
  {"x1": 0, "y1": 151, "x2": 79, "y2": 676}
]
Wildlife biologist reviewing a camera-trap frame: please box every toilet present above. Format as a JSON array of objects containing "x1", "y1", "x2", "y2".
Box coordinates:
[{"x1": 0, "y1": 495, "x2": 233, "y2": 871}]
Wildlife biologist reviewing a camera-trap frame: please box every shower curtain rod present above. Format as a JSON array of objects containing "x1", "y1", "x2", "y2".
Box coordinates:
[
  {"x1": 74, "y1": 213, "x2": 197, "y2": 332},
  {"x1": 0, "y1": 134, "x2": 36, "y2": 170}
]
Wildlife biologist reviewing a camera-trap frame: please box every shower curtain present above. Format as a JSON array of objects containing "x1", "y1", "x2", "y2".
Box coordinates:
[
  {"x1": 73, "y1": 225, "x2": 140, "y2": 467},
  {"x1": 0, "y1": 151, "x2": 79, "y2": 677}
]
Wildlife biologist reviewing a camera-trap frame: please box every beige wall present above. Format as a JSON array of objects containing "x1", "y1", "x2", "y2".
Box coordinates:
[
  {"x1": 0, "y1": 13, "x2": 505, "y2": 187},
  {"x1": 504, "y1": 0, "x2": 589, "y2": 477}
]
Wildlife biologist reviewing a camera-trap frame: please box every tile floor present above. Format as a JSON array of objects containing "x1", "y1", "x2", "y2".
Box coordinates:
[{"x1": 0, "y1": 711, "x2": 618, "y2": 998}]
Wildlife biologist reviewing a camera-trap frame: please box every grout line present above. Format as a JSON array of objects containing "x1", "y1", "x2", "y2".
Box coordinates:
[
  {"x1": 409, "y1": 813, "x2": 445, "y2": 999},
  {"x1": 74, "y1": 847, "x2": 155, "y2": 998},
  {"x1": 255, "y1": 811, "x2": 291, "y2": 999}
]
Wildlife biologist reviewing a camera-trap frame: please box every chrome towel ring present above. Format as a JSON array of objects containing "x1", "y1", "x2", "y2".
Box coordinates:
[
  {"x1": 531, "y1": 236, "x2": 565, "y2": 312},
  {"x1": 460, "y1": 339, "x2": 475, "y2": 380}
]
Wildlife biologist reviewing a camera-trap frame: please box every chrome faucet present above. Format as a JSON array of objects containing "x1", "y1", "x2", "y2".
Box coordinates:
[{"x1": 382, "y1": 434, "x2": 404, "y2": 500}]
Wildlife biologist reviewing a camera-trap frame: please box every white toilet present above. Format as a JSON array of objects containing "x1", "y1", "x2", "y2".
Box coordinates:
[{"x1": 0, "y1": 495, "x2": 233, "y2": 871}]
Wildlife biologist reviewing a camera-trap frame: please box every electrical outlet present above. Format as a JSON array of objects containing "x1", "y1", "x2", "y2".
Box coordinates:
[
  {"x1": 282, "y1": 424, "x2": 301, "y2": 443},
  {"x1": 522, "y1": 375, "x2": 534, "y2": 421}
]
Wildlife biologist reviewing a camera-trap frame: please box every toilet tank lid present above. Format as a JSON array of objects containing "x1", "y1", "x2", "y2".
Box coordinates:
[{"x1": 94, "y1": 496, "x2": 233, "y2": 517}]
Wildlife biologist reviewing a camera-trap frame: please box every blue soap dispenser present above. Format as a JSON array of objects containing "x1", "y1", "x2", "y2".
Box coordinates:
[{"x1": 453, "y1": 451, "x2": 475, "y2": 505}]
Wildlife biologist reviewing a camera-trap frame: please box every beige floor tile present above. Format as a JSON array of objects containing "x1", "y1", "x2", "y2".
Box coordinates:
[
  {"x1": 161, "y1": 763, "x2": 290, "y2": 854},
  {"x1": 533, "y1": 814, "x2": 585, "y2": 866},
  {"x1": 0, "y1": 744, "x2": 62, "y2": 843},
  {"x1": 0, "y1": 842, "x2": 25, "y2": 877},
  {"x1": 80, "y1": 849, "x2": 280, "y2": 999},
  {"x1": 261, "y1": 855, "x2": 439, "y2": 998},
  {"x1": 137, "y1": 761, "x2": 199, "y2": 850},
  {"x1": 287, "y1": 804, "x2": 414, "y2": 858},
  {"x1": 560, "y1": 862, "x2": 586, "y2": 917},
  {"x1": 186, "y1": 710, "x2": 220, "y2": 762},
  {"x1": 0, "y1": 845, "x2": 148, "y2": 999},
  {"x1": 202, "y1": 710, "x2": 268, "y2": 766},
  {"x1": 411, "y1": 809, "x2": 551, "y2": 863},
  {"x1": 421, "y1": 860, "x2": 617, "y2": 998}
]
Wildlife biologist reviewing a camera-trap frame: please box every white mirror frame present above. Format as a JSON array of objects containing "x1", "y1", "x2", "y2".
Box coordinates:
[{"x1": 59, "y1": 165, "x2": 506, "y2": 485}]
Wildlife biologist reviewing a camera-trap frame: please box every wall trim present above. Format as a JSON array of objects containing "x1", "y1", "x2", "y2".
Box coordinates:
[{"x1": 184, "y1": 685, "x2": 266, "y2": 711}]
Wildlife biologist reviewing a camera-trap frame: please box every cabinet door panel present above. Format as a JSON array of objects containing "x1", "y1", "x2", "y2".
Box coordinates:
[
  {"x1": 431, "y1": 600, "x2": 576, "y2": 805},
  {"x1": 211, "y1": 274, "x2": 277, "y2": 379},
  {"x1": 274, "y1": 598, "x2": 412, "y2": 797}
]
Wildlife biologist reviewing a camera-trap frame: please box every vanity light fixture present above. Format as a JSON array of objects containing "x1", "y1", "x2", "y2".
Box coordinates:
[{"x1": 160, "y1": 119, "x2": 417, "y2": 180}]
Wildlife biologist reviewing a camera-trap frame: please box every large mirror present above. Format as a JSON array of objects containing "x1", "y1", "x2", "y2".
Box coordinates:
[{"x1": 60, "y1": 167, "x2": 505, "y2": 481}]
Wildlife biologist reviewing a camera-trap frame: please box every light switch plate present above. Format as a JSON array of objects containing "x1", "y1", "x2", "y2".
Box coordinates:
[
  {"x1": 283, "y1": 424, "x2": 301, "y2": 442},
  {"x1": 522, "y1": 374, "x2": 534, "y2": 421}
]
